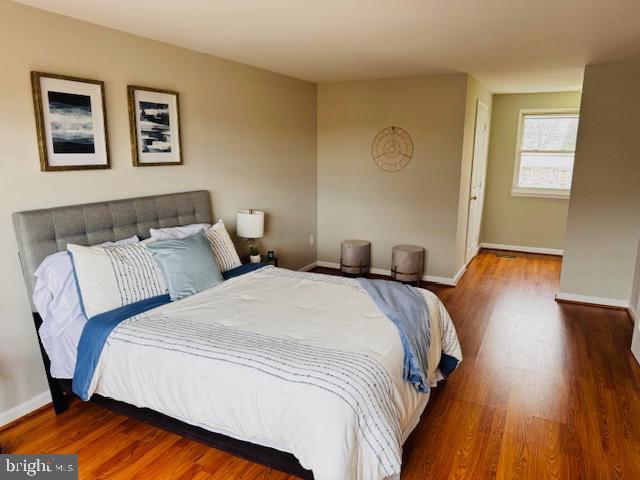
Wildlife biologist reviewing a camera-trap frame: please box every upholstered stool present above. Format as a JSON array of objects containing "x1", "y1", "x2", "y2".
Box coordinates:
[
  {"x1": 340, "y1": 239, "x2": 371, "y2": 275},
  {"x1": 391, "y1": 245, "x2": 425, "y2": 286}
]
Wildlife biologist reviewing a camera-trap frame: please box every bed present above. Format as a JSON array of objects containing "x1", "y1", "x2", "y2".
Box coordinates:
[{"x1": 12, "y1": 190, "x2": 461, "y2": 480}]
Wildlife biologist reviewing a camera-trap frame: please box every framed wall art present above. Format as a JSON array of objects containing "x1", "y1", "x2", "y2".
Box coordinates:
[
  {"x1": 128, "y1": 85, "x2": 182, "y2": 166},
  {"x1": 31, "y1": 71, "x2": 110, "y2": 171}
]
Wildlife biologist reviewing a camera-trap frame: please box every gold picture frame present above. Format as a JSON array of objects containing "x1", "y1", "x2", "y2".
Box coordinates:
[
  {"x1": 127, "y1": 85, "x2": 183, "y2": 167},
  {"x1": 31, "y1": 71, "x2": 110, "y2": 171}
]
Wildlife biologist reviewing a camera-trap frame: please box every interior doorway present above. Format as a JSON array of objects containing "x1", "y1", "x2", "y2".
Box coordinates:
[{"x1": 465, "y1": 99, "x2": 489, "y2": 264}]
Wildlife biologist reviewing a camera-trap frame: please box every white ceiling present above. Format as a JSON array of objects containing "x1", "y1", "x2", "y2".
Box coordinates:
[{"x1": 15, "y1": 0, "x2": 640, "y2": 93}]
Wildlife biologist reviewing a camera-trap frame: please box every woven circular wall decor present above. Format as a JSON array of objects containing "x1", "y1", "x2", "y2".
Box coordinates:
[{"x1": 371, "y1": 126, "x2": 414, "y2": 172}]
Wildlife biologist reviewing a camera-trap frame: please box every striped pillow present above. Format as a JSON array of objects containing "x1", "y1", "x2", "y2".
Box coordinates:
[
  {"x1": 205, "y1": 220, "x2": 242, "y2": 272},
  {"x1": 67, "y1": 243, "x2": 168, "y2": 318}
]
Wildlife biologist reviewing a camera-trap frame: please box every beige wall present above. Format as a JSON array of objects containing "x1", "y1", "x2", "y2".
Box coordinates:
[
  {"x1": 455, "y1": 76, "x2": 493, "y2": 269},
  {"x1": 0, "y1": 1, "x2": 317, "y2": 415},
  {"x1": 560, "y1": 62, "x2": 640, "y2": 302},
  {"x1": 481, "y1": 92, "x2": 582, "y2": 250},
  {"x1": 317, "y1": 74, "x2": 479, "y2": 280},
  {"x1": 631, "y1": 240, "x2": 640, "y2": 361},
  {"x1": 631, "y1": 241, "x2": 640, "y2": 317}
]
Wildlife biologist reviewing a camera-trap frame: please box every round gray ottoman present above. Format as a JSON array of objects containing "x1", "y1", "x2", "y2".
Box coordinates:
[
  {"x1": 340, "y1": 239, "x2": 371, "y2": 275},
  {"x1": 391, "y1": 244, "x2": 425, "y2": 286}
]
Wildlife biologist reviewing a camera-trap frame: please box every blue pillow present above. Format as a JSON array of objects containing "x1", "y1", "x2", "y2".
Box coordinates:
[{"x1": 147, "y1": 230, "x2": 223, "y2": 301}]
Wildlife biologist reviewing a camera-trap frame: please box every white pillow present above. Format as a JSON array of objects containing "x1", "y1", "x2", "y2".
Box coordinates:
[
  {"x1": 205, "y1": 220, "x2": 242, "y2": 272},
  {"x1": 68, "y1": 242, "x2": 167, "y2": 318},
  {"x1": 34, "y1": 251, "x2": 86, "y2": 336},
  {"x1": 149, "y1": 223, "x2": 211, "y2": 241},
  {"x1": 33, "y1": 235, "x2": 140, "y2": 334}
]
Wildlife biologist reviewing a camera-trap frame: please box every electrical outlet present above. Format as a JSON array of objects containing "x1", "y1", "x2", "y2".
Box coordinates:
[{"x1": 309, "y1": 234, "x2": 315, "y2": 246}]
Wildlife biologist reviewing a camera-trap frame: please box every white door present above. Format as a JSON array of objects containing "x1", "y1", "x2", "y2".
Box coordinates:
[{"x1": 465, "y1": 100, "x2": 489, "y2": 264}]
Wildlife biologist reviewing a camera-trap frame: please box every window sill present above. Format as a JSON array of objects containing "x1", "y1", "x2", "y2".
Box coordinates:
[{"x1": 511, "y1": 188, "x2": 570, "y2": 199}]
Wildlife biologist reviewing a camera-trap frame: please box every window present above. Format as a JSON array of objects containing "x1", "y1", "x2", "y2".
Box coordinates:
[{"x1": 512, "y1": 109, "x2": 579, "y2": 198}]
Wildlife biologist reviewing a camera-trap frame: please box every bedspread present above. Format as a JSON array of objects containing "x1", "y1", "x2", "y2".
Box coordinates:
[{"x1": 77, "y1": 267, "x2": 461, "y2": 480}]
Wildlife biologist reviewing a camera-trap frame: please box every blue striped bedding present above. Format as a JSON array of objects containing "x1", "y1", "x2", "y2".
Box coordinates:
[{"x1": 71, "y1": 265, "x2": 462, "y2": 480}]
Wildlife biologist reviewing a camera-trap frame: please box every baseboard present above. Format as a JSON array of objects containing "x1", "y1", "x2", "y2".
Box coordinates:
[
  {"x1": 480, "y1": 242, "x2": 563, "y2": 256},
  {"x1": 555, "y1": 291, "x2": 630, "y2": 309},
  {"x1": 316, "y1": 260, "x2": 339, "y2": 269},
  {"x1": 0, "y1": 390, "x2": 51, "y2": 428},
  {"x1": 453, "y1": 265, "x2": 467, "y2": 284},
  {"x1": 631, "y1": 325, "x2": 640, "y2": 365},
  {"x1": 628, "y1": 305, "x2": 638, "y2": 324},
  {"x1": 298, "y1": 261, "x2": 318, "y2": 272},
  {"x1": 316, "y1": 261, "x2": 463, "y2": 287}
]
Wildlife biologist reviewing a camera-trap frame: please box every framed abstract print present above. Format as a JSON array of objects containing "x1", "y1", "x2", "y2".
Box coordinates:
[
  {"x1": 31, "y1": 72, "x2": 110, "y2": 171},
  {"x1": 127, "y1": 86, "x2": 183, "y2": 166}
]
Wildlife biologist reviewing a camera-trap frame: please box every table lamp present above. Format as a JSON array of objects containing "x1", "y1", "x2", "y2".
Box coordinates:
[{"x1": 236, "y1": 209, "x2": 265, "y2": 263}]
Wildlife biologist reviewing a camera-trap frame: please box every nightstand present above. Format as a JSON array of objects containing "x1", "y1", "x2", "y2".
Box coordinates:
[
  {"x1": 241, "y1": 256, "x2": 278, "y2": 267},
  {"x1": 263, "y1": 256, "x2": 278, "y2": 267}
]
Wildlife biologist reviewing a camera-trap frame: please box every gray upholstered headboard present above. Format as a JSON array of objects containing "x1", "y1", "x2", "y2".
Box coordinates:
[{"x1": 12, "y1": 190, "x2": 212, "y2": 311}]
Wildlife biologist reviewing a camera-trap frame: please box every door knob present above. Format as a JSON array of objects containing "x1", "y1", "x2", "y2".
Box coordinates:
[{"x1": 471, "y1": 195, "x2": 477, "y2": 200}]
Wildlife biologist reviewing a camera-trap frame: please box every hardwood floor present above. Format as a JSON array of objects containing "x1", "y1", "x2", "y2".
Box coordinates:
[{"x1": 2, "y1": 249, "x2": 639, "y2": 479}]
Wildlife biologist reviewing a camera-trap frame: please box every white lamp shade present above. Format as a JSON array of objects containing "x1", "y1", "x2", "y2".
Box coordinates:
[{"x1": 236, "y1": 210, "x2": 264, "y2": 239}]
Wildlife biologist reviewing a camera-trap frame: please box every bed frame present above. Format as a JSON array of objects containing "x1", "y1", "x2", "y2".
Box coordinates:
[{"x1": 12, "y1": 191, "x2": 313, "y2": 479}]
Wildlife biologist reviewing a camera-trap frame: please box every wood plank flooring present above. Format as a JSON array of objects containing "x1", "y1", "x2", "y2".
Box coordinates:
[{"x1": 2, "y1": 249, "x2": 639, "y2": 479}]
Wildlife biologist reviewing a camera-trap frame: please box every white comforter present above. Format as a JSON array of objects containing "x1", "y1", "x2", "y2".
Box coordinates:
[{"x1": 88, "y1": 267, "x2": 461, "y2": 480}]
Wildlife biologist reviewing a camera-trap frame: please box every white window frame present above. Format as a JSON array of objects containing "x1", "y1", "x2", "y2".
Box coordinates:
[{"x1": 511, "y1": 108, "x2": 579, "y2": 199}]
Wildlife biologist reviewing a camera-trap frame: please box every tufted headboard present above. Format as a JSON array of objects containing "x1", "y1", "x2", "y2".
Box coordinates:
[{"x1": 12, "y1": 190, "x2": 212, "y2": 311}]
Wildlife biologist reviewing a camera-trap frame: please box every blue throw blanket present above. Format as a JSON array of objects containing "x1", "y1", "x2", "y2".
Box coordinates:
[
  {"x1": 73, "y1": 294, "x2": 171, "y2": 400},
  {"x1": 358, "y1": 278, "x2": 435, "y2": 393},
  {"x1": 222, "y1": 262, "x2": 267, "y2": 279}
]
